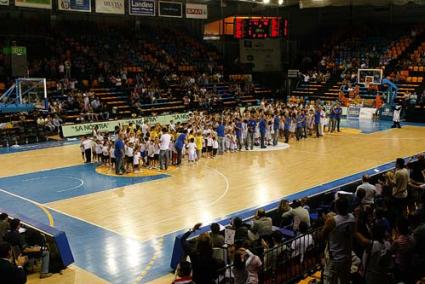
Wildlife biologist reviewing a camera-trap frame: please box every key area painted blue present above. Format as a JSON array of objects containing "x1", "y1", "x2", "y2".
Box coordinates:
[{"x1": 0, "y1": 164, "x2": 169, "y2": 203}]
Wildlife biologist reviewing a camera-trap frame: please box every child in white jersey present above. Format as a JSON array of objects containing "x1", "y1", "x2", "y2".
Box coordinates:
[
  {"x1": 186, "y1": 138, "x2": 197, "y2": 163},
  {"x1": 102, "y1": 141, "x2": 109, "y2": 165},
  {"x1": 206, "y1": 133, "x2": 213, "y2": 158},
  {"x1": 212, "y1": 136, "x2": 219, "y2": 158},
  {"x1": 147, "y1": 139, "x2": 155, "y2": 169},
  {"x1": 95, "y1": 140, "x2": 103, "y2": 163},
  {"x1": 133, "y1": 145, "x2": 141, "y2": 172},
  {"x1": 125, "y1": 142, "x2": 134, "y2": 172},
  {"x1": 109, "y1": 142, "x2": 115, "y2": 170}
]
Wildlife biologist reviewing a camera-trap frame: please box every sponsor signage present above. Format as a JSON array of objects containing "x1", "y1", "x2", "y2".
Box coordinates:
[
  {"x1": 0, "y1": 0, "x2": 9, "y2": 6},
  {"x1": 347, "y1": 105, "x2": 361, "y2": 119},
  {"x1": 62, "y1": 113, "x2": 190, "y2": 137},
  {"x1": 159, "y1": 1, "x2": 182, "y2": 18},
  {"x1": 58, "y1": 0, "x2": 91, "y2": 12},
  {"x1": 185, "y1": 3, "x2": 207, "y2": 19},
  {"x1": 129, "y1": 0, "x2": 155, "y2": 15},
  {"x1": 15, "y1": 0, "x2": 52, "y2": 9},
  {"x1": 95, "y1": 0, "x2": 124, "y2": 14}
]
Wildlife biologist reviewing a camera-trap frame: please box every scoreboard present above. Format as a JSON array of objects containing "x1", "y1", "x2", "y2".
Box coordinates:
[{"x1": 234, "y1": 17, "x2": 288, "y2": 39}]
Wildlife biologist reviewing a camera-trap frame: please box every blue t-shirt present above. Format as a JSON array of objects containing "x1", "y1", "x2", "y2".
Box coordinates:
[
  {"x1": 235, "y1": 122, "x2": 242, "y2": 137},
  {"x1": 314, "y1": 111, "x2": 321, "y2": 124},
  {"x1": 217, "y1": 124, "x2": 225, "y2": 137},
  {"x1": 114, "y1": 139, "x2": 124, "y2": 158},
  {"x1": 284, "y1": 117, "x2": 291, "y2": 130},
  {"x1": 175, "y1": 133, "x2": 186, "y2": 150},
  {"x1": 259, "y1": 119, "x2": 267, "y2": 134},
  {"x1": 247, "y1": 119, "x2": 256, "y2": 133},
  {"x1": 334, "y1": 107, "x2": 342, "y2": 118},
  {"x1": 273, "y1": 116, "x2": 280, "y2": 130}
]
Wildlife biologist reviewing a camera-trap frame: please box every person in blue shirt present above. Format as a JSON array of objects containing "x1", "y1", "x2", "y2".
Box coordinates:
[
  {"x1": 273, "y1": 112, "x2": 280, "y2": 146},
  {"x1": 247, "y1": 114, "x2": 257, "y2": 150},
  {"x1": 314, "y1": 106, "x2": 321, "y2": 138},
  {"x1": 259, "y1": 114, "x2": 267, "y2": 148},
  {"x1": 334, "y1": 102, "x2": 343, "y2": 132},
  {"x1": 216, "y1": 122, "x2": 225, "y2": 154},
  {"x1": 175, "y1": 130, "x2": 187, "y2": 165},
  {"x1": 114, "y1": 133, "x2": 125, "y2": 175}
]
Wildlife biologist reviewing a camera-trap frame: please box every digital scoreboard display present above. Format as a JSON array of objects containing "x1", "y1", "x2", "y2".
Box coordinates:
[{"x1": 234, "y1": 18, "x2": 288, "y2": 39}]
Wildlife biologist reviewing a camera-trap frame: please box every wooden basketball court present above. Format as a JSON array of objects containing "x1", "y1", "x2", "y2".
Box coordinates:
[{"x1": 1, "y1": 124, "x2": 424, "y2": 283}]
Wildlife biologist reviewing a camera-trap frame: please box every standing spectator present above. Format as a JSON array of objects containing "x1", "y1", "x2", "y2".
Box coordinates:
[
  {"x1": 246, "y1": 114, "x2": 256, "y2": 150},
  {"x1": 181, "y1": 223, "x2": 223, "y2": 284},
  {"x1": 391, "y1": 158, "x2": 409, "y2": 216},
  {"x1": 272, "y1": 112, "x2": 280, "y2": 146},
  {"x1": 259, "y1": 115, "x2": 267, "y2": 148},
  {"x1": 391, "y1": 219, "x2": 414, "y2": 283},
  {"x1": 321, "y1": 197, "x2": 356, "y2": 284},
  {"x1": 216, "y1": 121, "x2": 225, "y2": 155},
  {"x1": 209, "y1": 223, "x2": 224, "y2": 248},
  {"x1": 159, "y1": 128, "x2": 171, "y2": 170}
]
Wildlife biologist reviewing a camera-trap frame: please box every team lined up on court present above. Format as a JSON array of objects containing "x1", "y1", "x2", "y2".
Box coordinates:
[{"x1": 79, "y1": 100, "x2": 344, "y2": 174}]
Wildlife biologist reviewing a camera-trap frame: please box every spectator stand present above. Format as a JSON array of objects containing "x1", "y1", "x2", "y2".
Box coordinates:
[{"x1": 0, "y1": 207, "x2": 74, "y2": 270}]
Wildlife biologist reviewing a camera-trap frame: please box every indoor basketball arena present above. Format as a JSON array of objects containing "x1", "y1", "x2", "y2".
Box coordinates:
[{"x1": 1, "y1": 0, "x2": 425, "y2": 283}]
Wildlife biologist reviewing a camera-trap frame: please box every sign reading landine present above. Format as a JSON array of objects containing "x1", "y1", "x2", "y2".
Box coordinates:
[
  {"x1": 58, "y1": 0, "x2": 91, "y2": 12},
  {"x1": 185, "y1": 3, "x2": 207, "y2": 19},
  {"x1": 159, "y1": 1, "x2": 182, "y2": 18},
  {"x1": 15, "y1": 0, "x2": 52, "y2": 9},
  {"x1": 129, "y1": 0, "x2": 155, "y2": 16},
  {"x1": 95, "y1": 0, "x2": 124, "y2": 14}
]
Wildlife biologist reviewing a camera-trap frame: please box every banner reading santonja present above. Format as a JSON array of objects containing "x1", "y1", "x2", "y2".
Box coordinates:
[
  {"x1": 15, "y1": 0, "x2": 52, "y2": 9},
  {"x1": 95, "y1": 0, "x2": 124, "y2": 14},
  {"x1": 58, "y1": 0, "x2": 91, "y2": 12},
  {"x1": 62, "y1": 113, "x2": 190, "y2": 137}
]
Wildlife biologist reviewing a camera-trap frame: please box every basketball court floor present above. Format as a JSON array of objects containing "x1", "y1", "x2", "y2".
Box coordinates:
[{"x1": 1, "y1": 120, "x2": 425, "y2": 284}]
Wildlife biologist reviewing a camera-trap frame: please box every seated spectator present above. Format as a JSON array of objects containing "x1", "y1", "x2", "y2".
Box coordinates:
[
  {"x1": 209, "y1": 223, "x2": 224, "y2": 248},
  {"x1": 3, "y1": 219, "x2": 52, "y2": 279},
  {"x1": 262, "y1": 231, "x2": 287, "y2": 272},
  {"x1": 0, "y1": 213, "x2": 9, "y2": 240},
  {"x1": 282, "y1": 199, "x2": 311, "y2": 230},
  {"x1": 0, "y1": 241, "x2": 27, "y2": 284},
  {"x1": 231, "y1": 217, "x2": 250, "y2": 245},
  {"x1": 272, "y1": 199, "x2": 292, "y2": 227},
  {"x1": 251, "y1": 209, "x2": 273, "y2": 238}
]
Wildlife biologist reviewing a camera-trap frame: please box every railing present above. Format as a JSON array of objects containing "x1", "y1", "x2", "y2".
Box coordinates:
[{"x1": 215, "y1": 227, "x2": 324, "y2": 284}]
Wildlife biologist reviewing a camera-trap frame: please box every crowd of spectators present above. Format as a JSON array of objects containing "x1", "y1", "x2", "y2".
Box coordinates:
[{"x1": 172, "y1": 155, "x2": 425, "y2": 284}]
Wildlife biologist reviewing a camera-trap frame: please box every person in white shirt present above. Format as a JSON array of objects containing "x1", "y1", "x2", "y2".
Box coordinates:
[
  {"x1": 291, "y1": 222, "x2": 314, "y2": 263},
  {"x1": 355, "y1": 175, "x2": 376, "y2": 206},
  {"x1": 125, "y1": 142, "x2": 134, "y2": 172},
  {"x1": 81, "y1": 136, "x2": 93, "y2": 163},
  {"x1": 186, "y1": 138, "x2": 197, "y2": 163},
  {"x1": 159, "y1": 128, "x2": 171, "y2": 170},
  {"x1": 133, "y1": 146, "x2": 141, "y2": 172},
  {"x1": 212, "y1": 136, "x2": 219, "y2": 158}
]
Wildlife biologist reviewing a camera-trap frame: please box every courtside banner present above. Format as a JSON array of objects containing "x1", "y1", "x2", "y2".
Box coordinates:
[
  {"x1": 95, "y1": 0, "x2": 124, "y2": 14},
  {"x1": 185, "y1": 3, "x2": 207, "y2": 19},
  {"x1": 58, "y1": 0, "x2": 91, "y2": 12},
  {"x1": 159, "y1": 1, "x2": 182, "y2": 18},
  {"x1": 129, "y1": 0, "x2": 155, "y2": 16},
  {"x1": 0, "y1": 0, "x2": 9, "y2": 6},
  {"x1": 15, "y1": 0, "x2": 52, "y2": 9},
  {"x1": 62, "y1": 113, "x2": 190, "y2": 137}
]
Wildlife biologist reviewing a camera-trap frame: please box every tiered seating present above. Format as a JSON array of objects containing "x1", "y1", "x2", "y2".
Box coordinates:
[
  {"x1": 91, "y1": 88, "x2": 133, "y2": 117},
  {"x1": 0, "y1": 115, "x2": 49, "y2": 146}
]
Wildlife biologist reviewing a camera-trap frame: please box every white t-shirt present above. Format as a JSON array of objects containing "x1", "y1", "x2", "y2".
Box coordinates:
[
  {"x1": 82, "y1": 139, "x2": 92, "y2": 150},
  {"x1": 133, "y1": 152, "x2": 141, "y2": 165},
  {"x1": 212, "y1": 140, "x2": 219, "y2": 149},
  {"x1": 160, "y1": 133, "x2": 171, "y2": 150},
  {"x1": 125, "y1": 146, "x2": 134, "y2": 157}
]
